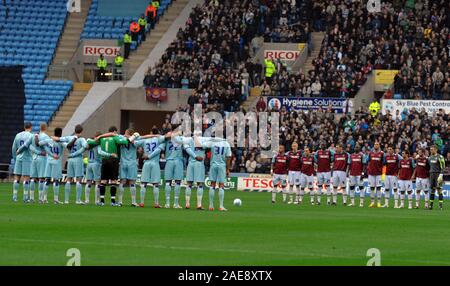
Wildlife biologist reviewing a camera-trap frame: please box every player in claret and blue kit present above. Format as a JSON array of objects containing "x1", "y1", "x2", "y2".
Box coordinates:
[
  {"x1": 271, "y1": 144, "x2": 288, "y2": 204},
  {"x1": 348, "y1": 145, "x2": 366, "y2": 207},
  {"x1": 299, "y1": 147, "x2": 315, "y2": 205},
  {"x1": 412, "y1": 148, "x2": 430, "y2": 209},
  {"x1": 332, "y1": 144, "x2": 349, "y2": 206},
  {"x1": 397, "y1": 150, "x2": 415, "y2": 209},
  {"x1": 365, "y1": 142, "x2": 384, "y2": 208},
  {"x1": 383, "y1": 145, "x2": 402, "y2": 208},
  {"x1": 315, "y1": 143, "x2": 333, "y2": 205},
  {"x1": 286, "y1": 142, "x2": 302, "y2": 204}
]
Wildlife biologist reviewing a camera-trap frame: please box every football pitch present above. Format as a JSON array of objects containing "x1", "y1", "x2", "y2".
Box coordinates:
[{"x1": 1, "y1": 182, "x2": 449, "y2": 266}]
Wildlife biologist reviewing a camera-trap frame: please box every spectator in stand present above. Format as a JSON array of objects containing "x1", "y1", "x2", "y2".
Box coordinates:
[
  {"x1": 138, "y1": 14, "x2": 148, "y2": 42},
  {"x1": 260, "y1": 80, "x2": 271, "y2": 96},
  {"x1": 256, "y1": 96, "x2": 266, "y2": 112},
  {"x1": 245, "y1": 154, "x2": 257, "y2": 173},
  {"x1": 146, "y1": 1, "x2": 157, "y2": 30},
  {"x1": 129, "y1": 20, "x2": 140, "y2": 43}
]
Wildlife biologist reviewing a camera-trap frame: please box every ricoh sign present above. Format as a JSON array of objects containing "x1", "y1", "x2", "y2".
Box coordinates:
[
  {"x1": 264, "y1": 50, "x2": 301, "y2": 61},
  {"x1": 83, "y1": 46, "x2": 121, "y2": 57}
]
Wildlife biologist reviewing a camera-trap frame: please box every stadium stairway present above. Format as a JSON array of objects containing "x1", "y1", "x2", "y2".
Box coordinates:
[
  {"x1": 47, "y1": 0, "x2": 92, "y2": 78},
  {"x1": 301, "y1": 32, "x2": 325, "y2": 73},
  {"x1": 124, "y1": 0, "x2": 190, "y2": 78},
  {"x1": 48, "y1": 83, "x2": 92, "y2": 134}
]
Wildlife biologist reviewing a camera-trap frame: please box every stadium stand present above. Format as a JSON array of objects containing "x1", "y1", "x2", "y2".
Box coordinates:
[
  {"x1": 144, "y1": 0, "x2": 448, "y2": 102},
  {"x1": 0, "y1": 0, "x2": 73, "y2": 131},
  {"x1": 81, "y1": 0, "x2": 173, "y2": 50},
  {"x1": 226, "y1": 105, "x2": 450, "y2": 173},
  {"x1": 139, "y1": 0, "x2": 449, "y2": 173},
  {"x1": 311, "y1": 0, "x2": 449, "y2": 99}
]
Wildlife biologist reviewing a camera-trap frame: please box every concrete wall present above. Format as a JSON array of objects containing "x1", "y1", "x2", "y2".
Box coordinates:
[
  {"x1": 98, "y1": 0, "x2": 147, "y2": 17},
  {"x1": 291, "y1": 44, "x2": 309, "y2": 71},
  {"x1": 65, "y1": 39, "x2": 121, "y2": 82},
  {"x1": 352, "y1": 72, "x2": 376, "y2": 111},
  {"x1": 77, "y1": 88, "x2": 188, "y2": 138}
]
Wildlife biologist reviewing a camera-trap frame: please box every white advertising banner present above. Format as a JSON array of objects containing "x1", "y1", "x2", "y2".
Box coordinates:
[
  {"x1": 83, "y1": 45, "x2": 121, "y2": 57},
  {"x1": 382, "y1": 99, "x2": 450, "y2": 115},
  {"x1": 264, "y1": 50, "x2": 301, "y2": 61}
]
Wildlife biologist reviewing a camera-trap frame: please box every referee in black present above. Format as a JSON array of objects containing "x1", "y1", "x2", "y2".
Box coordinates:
[{"x1": 428, "y1": 145, "x2": 446, "y2": 210}]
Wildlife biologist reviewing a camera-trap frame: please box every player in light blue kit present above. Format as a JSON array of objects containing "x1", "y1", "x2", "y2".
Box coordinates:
[
  {"x1": 22, "y1": 123, "x2": 50, "y2": 203},
  {"x1": 197, "y1": 137, "x2": 232, "y2": 211},
  {"x1": 163, "y1": 127, "x2": 186, "y2": 209},
  {"x1": 85, "y1": 133, "x2": 114, "y2": 204},
  {"x1": 136, "y1": 128, "x2": 167, "y2": 208},
  {"x1": 53, "y1": 124, "x2": 87, "y2": 204},
  {"x1": 39, "y1": 127, "x2": 66, "y2": 204},
  {"x1": 11, "y1": 122, "x2": 34, "y2": 202},
  {"x1": 173, "y1": 135, "x2": 205, "y2": 210}
]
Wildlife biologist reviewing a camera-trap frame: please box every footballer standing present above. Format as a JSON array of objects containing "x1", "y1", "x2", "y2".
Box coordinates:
[
  {"x1": 271, "y1": 144, "x2": 288, "y2": 204},
  {"x1": 286, "y1": 142, "x2": 302, "y2": 204},
  {"x1": 331, "y1": 144, "x2": 349, "y2": 206},
  {"x1": 315, "y1": 143, "x2": 333, "y2": 205},
  {"x1": 348, "y1": 145, "x2": 366, "y2": 207},
  {"x1": 384, "y1": 145, "x2": 402, "y2": 208},
  {"x1": 428, "y1": 145, "x2": 445, "y2": 210},
  {"x1": 299, "y1": 147, "x2": 315, "y2": 205},
  {"x1": 397, "y1": 150, "x2": 415, "y2": 209},
  {"x1": 365, "y1": 142, "x2": 384, "y2": 208},
  {"x1": 412, "y1": 148, "x2": 430, "y2": 209}
]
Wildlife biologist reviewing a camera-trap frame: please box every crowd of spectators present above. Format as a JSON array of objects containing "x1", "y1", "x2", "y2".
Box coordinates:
[
  {"x1": 157, "y1": 102, "x2": 449, "y2": 177},
  {"x1": 310, "y1": 0, "x2": 449, "y2": 100},
  {"x1": 144, "y1": 0, "x2": 449, "y2": 102},
  {"x1": 143, "y1": 0, "x2": 316, "y2": 110},
  {"x1": 142, "y1": 0, "x2": 450, "y2": 175},
  {"x1": 230, "y1": 105, "x2": 450, "y2": 175}
]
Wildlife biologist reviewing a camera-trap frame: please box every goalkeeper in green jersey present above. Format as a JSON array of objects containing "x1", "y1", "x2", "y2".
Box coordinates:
[
  {"x1": 96, "y1": 128, "x2": 141, "y2": 207},
  {"x1": 428, "y1": 145, "x2": 446, "y2": 210},
  {"x1": 94, "y1": 126, "x2": 121, "y2": 206},
  {"x1": 85, "y1": 133, "x2": 114, "y2": 204}
]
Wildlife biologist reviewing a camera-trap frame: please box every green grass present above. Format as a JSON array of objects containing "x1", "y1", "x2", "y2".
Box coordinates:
[{"x1": 0, "y1": 182, "x2": 449, "y2": 266}]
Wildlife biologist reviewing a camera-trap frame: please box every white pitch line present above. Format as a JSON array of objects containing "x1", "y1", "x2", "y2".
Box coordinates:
[{"x1": 2, "y1": 237, "x2": 450, "y2": 265}]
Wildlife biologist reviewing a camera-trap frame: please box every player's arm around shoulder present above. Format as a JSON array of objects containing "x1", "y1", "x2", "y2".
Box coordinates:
[
  {"x1": 86, "y1": 138, "x2": 99, "y2": 148},
  {"x1": 97, "y1": 146, "x2": 113, "y2": 158},
  {"x1": 94, "y1": 132, "x2": 116, "y2": 141},
  {"x1": 11, "y1": 134, "x2": 19, "y2": 159},
  {"x1": 133, "y1": 138, "x2": 145, "y2": 148},
  {"x1": 113, "y1": 135, "x2": 129, "y2": 146}
]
